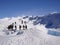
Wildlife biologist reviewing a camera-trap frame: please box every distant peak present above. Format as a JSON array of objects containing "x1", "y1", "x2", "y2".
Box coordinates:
[{"x1": 50, "y1": 12, "x2": 60, "y2": 14}]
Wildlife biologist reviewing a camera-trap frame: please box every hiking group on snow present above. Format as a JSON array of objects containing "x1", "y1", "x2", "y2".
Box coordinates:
[{"x1": 7, "y1": 20, "x2": 27, "y2": 31}]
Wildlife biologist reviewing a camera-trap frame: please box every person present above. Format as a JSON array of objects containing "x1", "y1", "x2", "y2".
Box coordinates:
[
  {"x1": 24, "y1": 21, "x2": 26, "y2": 25},
  {"x1": 23, "y1": 25, "x2": 25, "y2": 30},
  {"x1": 21, "y1": 20, "x2": 23, "y2": 24},
  {"x1": 19, "y1": 25, "x2": 21, "y2": 30},
  {"x1": 14, "y1": 22, "x2": 17, "y2": 31},
  {"x1": 23, "y1": 25, "x2": 27, "y2": 30},
  {"x1": 15, "y1": 22, "x2": 16, "y2": 24},
  {"x1": 15, "y1": 25, "x2": 17, "y2": 30},
  {"x1": 7, "y1": 23, "x2": 13, "y2": 31},
  {"x1": 25, "y1": 25, "x2": 27, "y2": 29}
]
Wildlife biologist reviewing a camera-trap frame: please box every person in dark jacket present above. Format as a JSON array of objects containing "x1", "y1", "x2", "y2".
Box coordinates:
[
  {"x1": 7, "y1": 23, "x2": 14, "y2": 31},
  {"x1": 19, "y1": 25, "x2": 21, "y2": 30},
  {"x1": 15, "y1": 25, "x2": 17, "y2": 30},
  {"x1": 25, "y1": 25, "x2": 27, "y2": 29},
  {"x1": 15, "y1": 22, "x2": 16, "y2": 24},
  {"x1": 21, "y1": 20, "x2": 23, "y2": 24},
  {"x1": 23, "y1": 25, "x2": 25, "y2": 30},
  {"x1": 23, "y1": 25, "x2": 27, "y2": 30}
]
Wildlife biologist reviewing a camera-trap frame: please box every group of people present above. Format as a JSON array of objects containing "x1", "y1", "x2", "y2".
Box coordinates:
[{"x1": 7, "y1": 20, "x2": 27, "y2": 31}]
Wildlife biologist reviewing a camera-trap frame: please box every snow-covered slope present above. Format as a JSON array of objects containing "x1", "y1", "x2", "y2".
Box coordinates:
[{"x1": 0, "y1": 15, "x2": 60, "y2": 45}]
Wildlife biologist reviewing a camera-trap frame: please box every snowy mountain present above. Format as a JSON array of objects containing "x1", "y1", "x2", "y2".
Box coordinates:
[
  {"x1": 33, "y1": 13, "x2": 60, "y2": 28},
  {"x1": 0, "y1": 13, "x2": 60, "y2": 45}
]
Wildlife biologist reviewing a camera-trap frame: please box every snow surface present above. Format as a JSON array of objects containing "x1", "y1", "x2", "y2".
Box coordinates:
[{"x1": 0, "y1": 16, "x2": 60, "y2": 45}]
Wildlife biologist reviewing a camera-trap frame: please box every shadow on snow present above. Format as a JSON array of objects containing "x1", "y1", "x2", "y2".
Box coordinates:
[{"x1": 48, "y1": 30, "x2": 60, "y2": 36}]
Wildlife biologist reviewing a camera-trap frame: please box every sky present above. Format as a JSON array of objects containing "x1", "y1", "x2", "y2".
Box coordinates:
[{"x1": 0, "y1": 0, "x2": 60, "y2": 18}]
